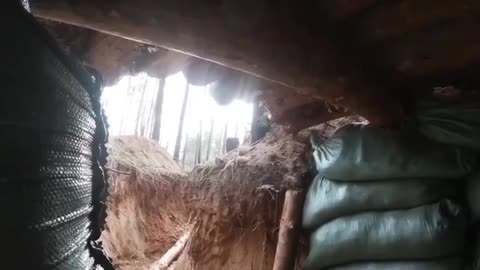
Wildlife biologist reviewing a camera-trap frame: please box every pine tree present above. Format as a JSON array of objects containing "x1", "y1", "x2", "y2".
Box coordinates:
[
  {"x1": 151, "y1": 77, "x2": 165, "y2": 141},
  {"x1": 173, "y1": 83, "x2": 190, "y2": 160},
  {"x1": 205, "y1": 118, "x2": 214, "y2": 161}
]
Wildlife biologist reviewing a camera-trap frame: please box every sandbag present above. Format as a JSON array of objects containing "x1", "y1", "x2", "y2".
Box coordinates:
[
  {"x1": 415, "y1": 96, "x2": 480, "y2": 150},
  {"x1": 302, "y1": 175, "x2": 459, "y2": 229},
  {"x1": 312, "y1": 124, "x2": 476, "y2": 180},
  {"x1": 467, "y1": 171, "x2": 480, "y2": 223},
  {"x1": 328, "y1": 258, "x2": 463, "y2": 270},
  {"x1": 303, "y1": 200, "x2": 466, "y2": 270},
  {"x1": 471, "y1": 229, "x2": 480, "y2": 270}
]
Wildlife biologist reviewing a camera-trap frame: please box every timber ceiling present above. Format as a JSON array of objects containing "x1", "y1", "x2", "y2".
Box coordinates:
[{"x1": 31, "y1": 0, "x2": 480, "y2": 130}]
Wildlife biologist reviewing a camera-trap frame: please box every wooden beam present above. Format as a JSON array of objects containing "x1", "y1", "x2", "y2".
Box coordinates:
[
  {"x1": 41, "y1": 20, "x2": 190, "y2": 85},
  {"x1": 31, "y1": 0, "x2": 402, "y2": 125}
]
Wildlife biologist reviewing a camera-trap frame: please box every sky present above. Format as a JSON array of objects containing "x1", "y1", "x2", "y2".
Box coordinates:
[{"x1": 101, "y1": 71, "x2": 253, "y2": 156}]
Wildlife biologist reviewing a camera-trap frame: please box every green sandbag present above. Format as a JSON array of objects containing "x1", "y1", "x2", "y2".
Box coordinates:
[
  {"x1": 415, "y1": 96, "x2": 480, "y2": 150},
  {"x1": 312, "y1": 124, "x2": 476, "y2": 180},
  {"x1": 328, "y1": 258, "x2": 464, "y2": 270},
  {"x1": 467, "y1": 171, "x2": 480, "y2": 223},
  {"x1": 471, "y1": 230, "x2": 480, "y2": 270},
  {"x1": 303, "y1": 200, "x2": 466, "y2": 270},
  {"x1": 302, "y1": 175, "x2": 459, "y2": 230}
]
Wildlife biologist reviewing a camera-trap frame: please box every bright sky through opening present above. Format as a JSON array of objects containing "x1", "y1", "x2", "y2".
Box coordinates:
[{"x1": 102, "y1": 72, "x2": 253, "y2": 156}]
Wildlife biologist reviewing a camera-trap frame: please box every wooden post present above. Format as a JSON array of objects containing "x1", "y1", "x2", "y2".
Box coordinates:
[{"x1": 273, "y1": 189, "x2": 304, "y2": 270}]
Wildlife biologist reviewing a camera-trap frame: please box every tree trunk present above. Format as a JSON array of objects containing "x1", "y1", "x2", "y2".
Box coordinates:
[
  {"x1": 135, "y1": 80, "x2": 148, "y2": 136},
  {"x1": 251, "y1": 97, "x2": 270, "y2": 143},
  {"x1": 181, "y1": 131, "x2": 188, "y2": 167},
  {"x1": 140, "y1": 114, "x2": 147, "y2": 136},
  {"x1": 234, "y1": 121, "x2": 239, "y2": 138},
  {"x1": 173, "y1": 83, "x2": 190, "y2": 161},
  {"x1": 151, "y1": 77, "x2": 165, "y2": 141},
  {"x1": 182, "y1": 93, "x2": 193, "y2": 167},
  {"x1": 220, "y1": 123, "x2": 228, "y2": 155},
  {"x1": 119, "y1": 77, "x2": 133, "y2": 134},
  {"x1": 145, "y1": 87, "x2": 157, "y2": 138},
  {"x1": 205, "y1": 118, "x2": 214, "y2": 161},
  {"x1": 195, "y1": 120, "x2": 203, "y2": 164},
  {"x1": 225, "y1": 137, "x2": 240, "y2": 152}
]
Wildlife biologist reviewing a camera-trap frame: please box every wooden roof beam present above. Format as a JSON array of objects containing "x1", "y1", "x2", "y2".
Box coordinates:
[{"x1": 30, "y1": 0, "x2": 403, "y2": 125}]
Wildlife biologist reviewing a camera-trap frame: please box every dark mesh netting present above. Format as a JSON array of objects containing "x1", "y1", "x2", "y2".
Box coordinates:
[{"x1": 1, "y1": 2, "x2": 112, "y2": 269}]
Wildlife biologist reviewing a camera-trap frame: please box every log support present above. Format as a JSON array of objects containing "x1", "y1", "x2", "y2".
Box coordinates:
[
  {"x1": 149, "y1": 231, "x2": 191, "y2": 270},
  {"x1": 273, "y1": 189, "x2": 305, "y2": 270}
]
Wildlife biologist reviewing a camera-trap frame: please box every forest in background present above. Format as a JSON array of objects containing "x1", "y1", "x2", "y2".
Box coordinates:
[{"x1": 102, "y1": 72, "x2": 253, "y2": 169}]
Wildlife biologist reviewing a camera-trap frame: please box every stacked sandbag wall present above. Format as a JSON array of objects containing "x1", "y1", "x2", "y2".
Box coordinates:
[
  {"x1": 410, "y1": 97, "x2": 480, "y2": 270},
  {"x1": 416, "y1": 96, "x2": 480, "y2": 270},
  {"x1": 303, "y1": 122, "x2": 477, "y2": 269}
]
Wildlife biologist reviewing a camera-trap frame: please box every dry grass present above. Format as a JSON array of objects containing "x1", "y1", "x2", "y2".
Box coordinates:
[
  {"x1": 101, "y1": 117, "x2": 356, "y2": 269},
  {"x1": 101, "y1": 136, "x2": 189, "y2": 269},
  {"x1": 101, "y1": 131, "x2": 310, "y2": 269},
  {"x1": 107, "y1": 136, "x2": 186, "y2": 182},
  {"x1": 170, "y1": 127, "x2": 311, "y2": 269}
]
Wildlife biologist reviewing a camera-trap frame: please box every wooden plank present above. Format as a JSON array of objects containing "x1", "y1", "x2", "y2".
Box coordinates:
[{"x1": 30, "y1": 0, "x2": 403, "y2": 125}]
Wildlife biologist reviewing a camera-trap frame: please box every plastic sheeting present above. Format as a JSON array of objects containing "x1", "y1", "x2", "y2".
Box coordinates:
[
  {"x1": 302, "y1": 175, "x2": 459, "y2": 229},
  {"x1": 303, "y1": 200, "x2": 466, "y2": 269},
  {"x1": 312, "y1": 125, "x2": 476, "y2": 181}
]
